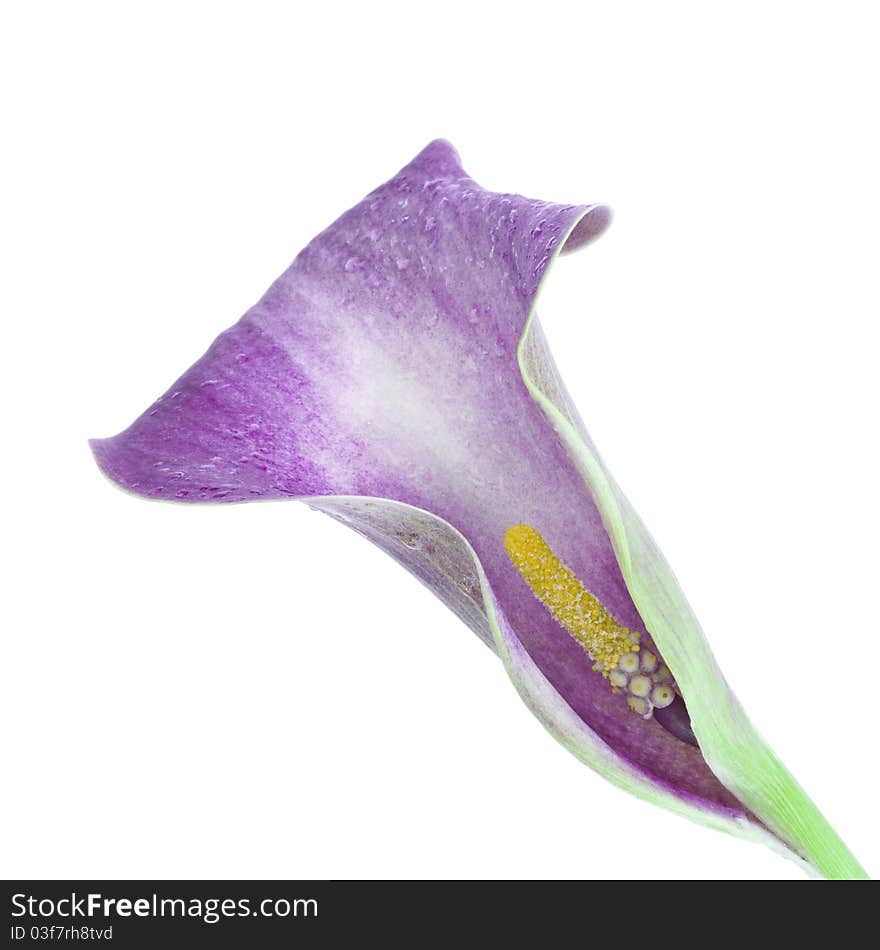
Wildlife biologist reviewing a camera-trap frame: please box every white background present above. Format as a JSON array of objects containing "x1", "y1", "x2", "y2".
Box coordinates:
[{"x1": 2, "y1": 2, "x2": 877, "y2": 880}]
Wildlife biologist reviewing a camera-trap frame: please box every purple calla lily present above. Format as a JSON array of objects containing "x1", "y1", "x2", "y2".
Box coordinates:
[{"x1": 91, "y1": 140, "x2": 866, "y2": 879}]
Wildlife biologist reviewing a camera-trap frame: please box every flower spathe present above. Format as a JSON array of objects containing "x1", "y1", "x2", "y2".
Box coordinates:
[{"x1": 91, "y1": 140, "x2": 866, "y2": 879}]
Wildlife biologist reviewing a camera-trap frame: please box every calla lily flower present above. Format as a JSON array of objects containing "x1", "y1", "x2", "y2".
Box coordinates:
[{"x1": 91, "y1": 140, "x2": 866, "y2": 879}]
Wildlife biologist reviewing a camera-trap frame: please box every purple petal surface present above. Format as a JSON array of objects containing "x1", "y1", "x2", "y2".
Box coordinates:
[{"x1": 92, "y1": 141, "x2": 746, "y2": 818}]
